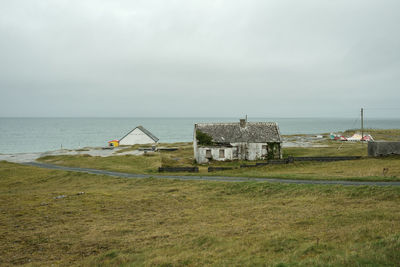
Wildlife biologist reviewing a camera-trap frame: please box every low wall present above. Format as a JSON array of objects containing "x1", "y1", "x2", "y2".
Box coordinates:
[
  {"x1": 240, "y1": 156, "x2": 360, "y2": 168},
  {"x1": 256, "y1": 159, "x2": 291, "y2": 166},
  {"x1": 292, "y1": 156, "x2": 361, "y2": 162},
  {"x1": 368, "y1": 142, "x2": 400, "y2": 157},
  {"x1": 158, "y1": 167, "x2": 199, "y2": 173}
]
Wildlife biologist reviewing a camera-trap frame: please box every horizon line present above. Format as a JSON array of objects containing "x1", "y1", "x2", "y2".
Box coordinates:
[{"x1": 1, "y1": 116, "x2": 400, "y2": 119}]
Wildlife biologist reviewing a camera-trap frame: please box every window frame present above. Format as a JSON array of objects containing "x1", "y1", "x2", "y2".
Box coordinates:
[{"x1": 219, "y1": 149, "x2": 225, "y2": 159}]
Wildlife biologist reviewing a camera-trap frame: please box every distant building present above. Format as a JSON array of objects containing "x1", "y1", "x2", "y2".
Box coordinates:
[
  {"x1": 119, "y1": 126, "x2": 159, "y2": 145},
  {"x1": 193, "y1": 119, "x2": 282, "y2": 164},
  {"x1": 347, "y1": 133, "x2": 374, "y2": 142}
]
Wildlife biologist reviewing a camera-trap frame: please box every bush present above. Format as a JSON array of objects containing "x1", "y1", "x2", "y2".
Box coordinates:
[{"x1": 196, "y1": 130, "x2": 213, "y2": 146}]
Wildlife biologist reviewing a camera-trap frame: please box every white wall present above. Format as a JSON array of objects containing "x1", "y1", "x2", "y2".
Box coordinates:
[
  {"x1": 230, "y1": 142, "x2": 268, "y2": 160},
  {"x1": 119, "y1": 128, "x2": 156, "y2": 145},
  {"x1": 248, "y1": 143, "x2": 266, "y2": 160},
  {"x1": 194, "y1": 142, "x2": 281, "y2": 163},
  {"x1": 196, "y1": 147, "x2": 234, "y2": 164}
]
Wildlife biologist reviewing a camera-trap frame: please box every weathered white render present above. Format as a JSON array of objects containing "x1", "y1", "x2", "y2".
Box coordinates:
[
  {"x1": 119, "y1": 126, "x2": 159, "y2": 145},
  {"x1": 194, "y1": 120, "x2": 282, "y2": 164}
]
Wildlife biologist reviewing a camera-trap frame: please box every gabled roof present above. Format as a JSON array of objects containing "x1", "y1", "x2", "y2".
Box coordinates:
[
  {"x1": 195, "y1": 122, "x2": 281, "y2": 143},
  {"x1": 120, "y1": 125, "x2": 159, "y2": 142}
]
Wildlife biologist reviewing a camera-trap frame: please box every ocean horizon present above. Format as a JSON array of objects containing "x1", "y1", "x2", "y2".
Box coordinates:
[{"x1": 1, "y1": 117, "x2": 400, "y2": 154}]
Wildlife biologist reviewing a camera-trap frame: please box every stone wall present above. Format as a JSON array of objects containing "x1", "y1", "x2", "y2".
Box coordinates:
[{"x1": 368, "y1": 141, "x2": 400, "y2": 157}]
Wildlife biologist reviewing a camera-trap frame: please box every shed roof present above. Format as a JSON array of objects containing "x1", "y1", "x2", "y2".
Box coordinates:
[
  {"x1": 195, "y1": 122, "x2": 282, "y2": 143},
  {"x1": 120, "y1": 125, "x2": 159, "y2": 143}
]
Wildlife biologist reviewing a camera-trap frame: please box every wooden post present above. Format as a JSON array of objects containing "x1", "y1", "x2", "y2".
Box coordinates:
[{"x1": 361, "y1": 108, "x2": 364, "y2": 144}]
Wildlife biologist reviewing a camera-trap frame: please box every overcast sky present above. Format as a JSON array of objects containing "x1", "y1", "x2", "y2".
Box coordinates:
[{"x1": 1, "y1": 0, "x2": 399, "y2": 118}]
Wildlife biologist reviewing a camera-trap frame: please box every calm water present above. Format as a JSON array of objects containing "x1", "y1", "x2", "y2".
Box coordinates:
[{"x1": 1, "y1": 117, "x2": 400, "y2": 154}]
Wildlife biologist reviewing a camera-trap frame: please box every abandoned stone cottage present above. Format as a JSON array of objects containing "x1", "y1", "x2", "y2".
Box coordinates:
[{"x1": 193, "y1": 119, "x2": 282, "y2": 164}]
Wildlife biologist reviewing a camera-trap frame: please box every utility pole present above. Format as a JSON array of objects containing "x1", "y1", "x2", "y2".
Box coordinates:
[{"x1": 361, "y1": 108, "x2": 364, "y2": 142}]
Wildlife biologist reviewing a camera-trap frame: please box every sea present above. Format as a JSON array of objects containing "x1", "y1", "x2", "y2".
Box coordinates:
[{"x1": 1, "y1": 117, "x2": 400, "y2": 154}]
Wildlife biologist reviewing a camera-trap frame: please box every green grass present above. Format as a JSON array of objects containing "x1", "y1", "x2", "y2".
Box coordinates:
[
  {"x1": 1, "y1": 161, "x2": 400, "y2": 266},
  {"x1": 283, "y1": 141, "x2": 368, "y2": 157},
  {"x1": 38, "y1": 142, "x2": 400, "y2": 181}
]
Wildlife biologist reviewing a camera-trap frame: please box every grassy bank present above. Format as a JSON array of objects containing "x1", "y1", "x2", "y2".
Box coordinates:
[
  {"x1": 1, "y1": 161, "x2": 400, "y2": 266},
  {"x1": 38, "y1": 141, "x2": 400, "y2": 181}
]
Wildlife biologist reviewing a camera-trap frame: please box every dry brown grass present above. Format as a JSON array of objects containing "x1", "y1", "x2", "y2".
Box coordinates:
[{"x1": 1, "y1": 162, "x2": 400, "y2": 266}]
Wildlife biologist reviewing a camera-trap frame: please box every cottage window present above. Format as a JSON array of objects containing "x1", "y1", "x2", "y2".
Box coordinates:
[
  {"x1": 262, "y1": 145, "x2": 268, "y2": 156},
  {"x1": 205, "y1": 149, "x2": 212, "y2": 158},
  {"x1": 219, "y1": 149, "x2": 225, "y2": 158},
  {"x1": 233, "y1": 147, "x2": 238, "y2": 158}
]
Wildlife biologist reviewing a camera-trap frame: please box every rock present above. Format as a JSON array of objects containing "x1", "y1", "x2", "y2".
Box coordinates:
[
  {"x1": 77, "y1": 192, "x2": 85, "y2": 195},
  {"x1": 54, "y1": 195, "x2": 66, "y2": 199}
]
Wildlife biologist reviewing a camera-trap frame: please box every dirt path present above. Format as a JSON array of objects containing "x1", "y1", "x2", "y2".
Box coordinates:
[{"x1": 22, "y1": 162, "x2": 400, "y2": 186}]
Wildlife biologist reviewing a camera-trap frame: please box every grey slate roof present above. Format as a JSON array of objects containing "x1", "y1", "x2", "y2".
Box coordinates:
[
  {"x1": 120, "y1": 125, "x2": 159, "y2": 142},
  {"x1": 195, "y1": 122, "x2": 281, "y2": 143}
]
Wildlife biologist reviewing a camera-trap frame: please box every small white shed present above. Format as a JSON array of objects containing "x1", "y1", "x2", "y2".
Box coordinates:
[{"x1": 119, "y1": 126, "x2": 159, "y2": 145}]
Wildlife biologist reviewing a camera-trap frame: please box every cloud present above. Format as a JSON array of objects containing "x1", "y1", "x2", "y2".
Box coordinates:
[{"x1": 1, "y1": 0, "x2": 399, "y2": 117}]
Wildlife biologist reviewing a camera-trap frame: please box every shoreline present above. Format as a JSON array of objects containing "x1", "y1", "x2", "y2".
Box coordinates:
[{"x1": 0, "y1": 146, "x2": 144, "y2": 163}]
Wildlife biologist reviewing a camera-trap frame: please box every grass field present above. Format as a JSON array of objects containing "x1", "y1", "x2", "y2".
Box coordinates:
[
  {"x1": 38, "y1": 137, "x2": 400, "y2": 181},
  {"x1": 1, "y1": 161, "x2": 400, "y2": 266}
]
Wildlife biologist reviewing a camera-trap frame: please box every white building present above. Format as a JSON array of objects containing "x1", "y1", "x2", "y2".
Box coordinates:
[
  {"x1": 193, "y1": 119, "x2": 282, "y2": 164},
  {"x1": 119, "y1": 126, "x2": 159, "y2": 145}
]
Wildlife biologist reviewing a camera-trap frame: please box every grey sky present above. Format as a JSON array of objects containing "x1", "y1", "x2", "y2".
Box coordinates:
[{"x1": 1, "y1": 0, "x2": 399, "y2": 117}]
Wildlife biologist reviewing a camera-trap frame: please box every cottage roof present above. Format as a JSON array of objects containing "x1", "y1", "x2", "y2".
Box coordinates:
[
  {"x1": 120, "y1": 125, "x2": 159, "y2": 143},
  {"x1": 195, "y1": 122, "x2": 282, "y2": 143}
]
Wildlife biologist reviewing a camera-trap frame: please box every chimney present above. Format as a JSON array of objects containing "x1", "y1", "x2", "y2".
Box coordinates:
[{"x1": 240, "y1": 119, "x2": 246, "y2": 128}]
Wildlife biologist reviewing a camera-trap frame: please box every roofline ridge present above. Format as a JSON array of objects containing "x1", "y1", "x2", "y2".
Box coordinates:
[
  {"x1": 119, "y1": 125, "x2": 159, "y2": 142},
  {"x1": 196, "y1": 122, "x2": 238, "y2": 126}
]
